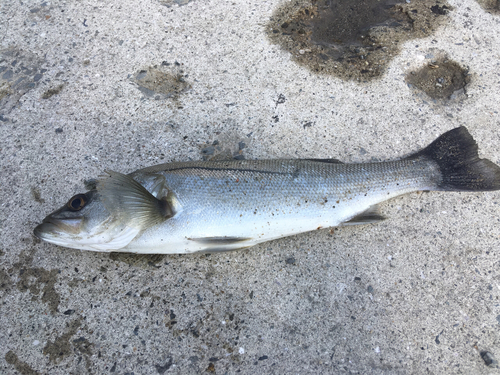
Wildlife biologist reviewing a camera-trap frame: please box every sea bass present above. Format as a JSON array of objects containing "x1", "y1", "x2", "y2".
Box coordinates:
[{"x1": 34, "y1": 127, "x2": 500, "y2": 254}]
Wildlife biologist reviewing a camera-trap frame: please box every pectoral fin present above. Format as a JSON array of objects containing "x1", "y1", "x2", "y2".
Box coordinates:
[
  {"x1": 343, "y1": 205, "x2": 386, "y2": 226},
  {"x1": 98, "y1": 170, "x2": 173, "y2": 229}
]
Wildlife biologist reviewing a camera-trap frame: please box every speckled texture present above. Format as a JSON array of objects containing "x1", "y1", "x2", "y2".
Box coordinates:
[{"x1": 1, "y1": 0, "x2": 500, "y2": 373}]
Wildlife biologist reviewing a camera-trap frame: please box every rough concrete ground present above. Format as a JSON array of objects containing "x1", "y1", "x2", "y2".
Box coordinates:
[{"x1": 1, "y1": 0, "x2": 500, "y2": 373}]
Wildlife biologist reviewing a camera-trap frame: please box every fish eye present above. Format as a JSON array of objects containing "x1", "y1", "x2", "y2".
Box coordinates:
[{"x1": 67, "y1": 194, "x2": 87, "y2": 211}]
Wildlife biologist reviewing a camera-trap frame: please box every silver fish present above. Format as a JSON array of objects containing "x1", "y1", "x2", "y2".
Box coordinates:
[{"x1": 34, "y1": 127, "x2": 500, "y2": 254}]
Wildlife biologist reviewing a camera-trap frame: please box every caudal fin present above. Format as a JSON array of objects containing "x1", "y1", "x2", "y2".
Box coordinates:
[{"x1": 412, "y1": 126, "x2": 500, "y2": 191}]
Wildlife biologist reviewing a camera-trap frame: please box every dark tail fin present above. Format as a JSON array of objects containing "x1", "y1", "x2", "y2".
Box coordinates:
[{"x1": 411, "y1": 126, "x2": 500, "y2": 191}]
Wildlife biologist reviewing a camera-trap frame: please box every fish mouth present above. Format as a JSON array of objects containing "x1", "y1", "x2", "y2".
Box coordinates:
[{"x1": 34, "y1": 217, "x2": 83, "y2": 239}]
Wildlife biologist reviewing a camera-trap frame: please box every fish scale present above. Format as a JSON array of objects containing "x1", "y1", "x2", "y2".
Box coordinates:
[{"x1": 125, "y1": 158, "x2": 440, "y2": 253}]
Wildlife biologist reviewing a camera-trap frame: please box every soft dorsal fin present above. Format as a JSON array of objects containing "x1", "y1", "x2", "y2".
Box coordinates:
[
  {"x1": 343, "y1": 205, "x2": 386, "y2": 225},
  {"x1": 306, "y1": 158, "x2": 344, "y2": 164},
  {"x1": 97, "y1": 170, "x2": 173, "y2": 229}
]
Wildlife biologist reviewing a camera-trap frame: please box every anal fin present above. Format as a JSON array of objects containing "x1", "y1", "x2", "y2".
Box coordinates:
[{"x1": 343, "y1": 205, "x2": 386, "y2": 226}]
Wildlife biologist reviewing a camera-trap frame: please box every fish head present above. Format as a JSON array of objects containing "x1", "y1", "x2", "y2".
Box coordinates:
[{"x1": 34, "y1": 189, "x2": 141, "y2": 251}]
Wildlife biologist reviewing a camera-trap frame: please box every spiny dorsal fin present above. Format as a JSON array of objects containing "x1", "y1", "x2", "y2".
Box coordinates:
[
  {"x1": 97, "y1": 170, "x2": 173, "y2": 229},
  {"x1": 343, "y1": 205, "x2": 386, "y2": 226}
]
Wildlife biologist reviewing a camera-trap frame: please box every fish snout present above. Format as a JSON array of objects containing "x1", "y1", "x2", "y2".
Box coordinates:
[{"x1": 34, "y1": 217, "x2": 83, "y2": 239}]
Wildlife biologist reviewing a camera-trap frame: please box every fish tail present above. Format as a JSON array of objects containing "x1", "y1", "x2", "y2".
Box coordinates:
[{"x1": 411, "y1": 126, "x2": 500, "y2": 191}]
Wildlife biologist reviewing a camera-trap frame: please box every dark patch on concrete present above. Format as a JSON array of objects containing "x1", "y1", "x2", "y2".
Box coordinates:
[
  {"x1": 11, "y1": 249, "x2": 61, "y2": 314},
  {"x1": 0, "y1": 82, "x2": 12, "y2": 101},
  {"x1": 199, "y1": 137, "x2": 251, "y2": 161},
  {"x1": 0, "y1": 267, "x2": 13, "y2": 292},
  {"x1": 159, "y1": 0, "x2": 195, "y2": 6},
  {"x1": 406, "y1": 58, "x2": 469, "y2": 99},
  {"x1": 0, "y1": 48, "x2": 46, "y2": 116},
  {"x1": 476, "y1": 0, "x2": 500, "y2": 14},
  {"x1": 155, "y1": 357, "x2": 173, "y2": 374},
  {"x1": 207, "y1": 362, "x2": 215, "y2": 372},
  {"x1": 72, "y1": 336, "x2": 93, "y2": 356},
  {"x1": 16, "y1": 267, "x2": 60, "y2": 314},
  {"x1": 109, "y1": 252, "x2": 166, "y2": 268},
  {"x1": 267, "y1": 0, "x2": 452, "y2": 80},
  {"x1": 41, "y1": 84, "x2": 64, "y2": 99},
  {"x1": 133, "y1": 65, "x2": 191, "y2": 102},
  {"x1": 5, "y1": 350, "x2": 40, "y2": 375},
  {"x1": 43, "y1": 318, "x2": 87, "y2": 363},
  {"x1": 31, "y1": 187, "x2": 45, "y2": 203}
]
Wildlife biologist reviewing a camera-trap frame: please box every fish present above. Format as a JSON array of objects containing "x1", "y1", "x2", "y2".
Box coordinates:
[{"x1": 34, "y1": 126, "x2": 500, "y2": 254}]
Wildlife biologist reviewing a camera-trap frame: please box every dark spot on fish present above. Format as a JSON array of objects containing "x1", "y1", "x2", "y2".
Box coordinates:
[{"x1": 266, "y1": 0, "x2": 452, "y2": 80}]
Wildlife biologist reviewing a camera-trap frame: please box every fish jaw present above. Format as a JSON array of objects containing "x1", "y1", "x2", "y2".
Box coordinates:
[
  {"x1": 34, "y1": 219, "x2": 87, "y2": 250},
  {"x1": 34, "y1": 218, "x2": 142, "y2": 252}
]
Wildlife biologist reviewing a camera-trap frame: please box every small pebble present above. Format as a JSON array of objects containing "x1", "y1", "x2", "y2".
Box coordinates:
[{"x1": 480, "y1": 351, "x2": 498, "y2": 368}]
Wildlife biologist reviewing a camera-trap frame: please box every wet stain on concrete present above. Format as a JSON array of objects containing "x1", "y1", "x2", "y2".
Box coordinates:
[
  {"x1": 199, "y1": 134, "x2": 252, "y2": 161},
  {"x1": 31, "y1": 187, "x2": 45, "y2": 203},
  {"x1": 158, "y1": 0, "x2": 195, "y2": 7},
  {"x1": 476, "y1": 0, "x2": 500, "y2": 15},
  {"x1": 0, "y1": 267, "x2": 13, "y2": 293},
  {"x1": 11, "y1": 249, "x2": 61, "y2": 314},
  {"x1": 109, "y1": 252, "x2": 166, "y2": 268},
  {"x1": 0, "y1": 48, "x2": 47, "y2": 118},
  {"x1": 41, "y1": 84, "x2": 64, "y2": 99},
  {"x1": 133, "y1": 64, "x2": 191, "y2": 102},
  {"x1": 5, "y1": 351, "x2": 40, "y2": 375},
  {"x1": 16, "y1": 267, "x2": 60, "y2": 314},
  {"x1": 267, "y1": 0, "x2": 452, "y2": 80},
  {"x1": 406, "y1": 58, "x2": 469, "y2": 99},
  {"x1": 43, "y1": 318, "x2": 89, "y2": 363}
]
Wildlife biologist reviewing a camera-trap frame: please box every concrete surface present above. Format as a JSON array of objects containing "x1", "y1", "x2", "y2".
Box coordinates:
[{"x1": 1, "y1": 0, "x2": 500, "y2": 373}]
